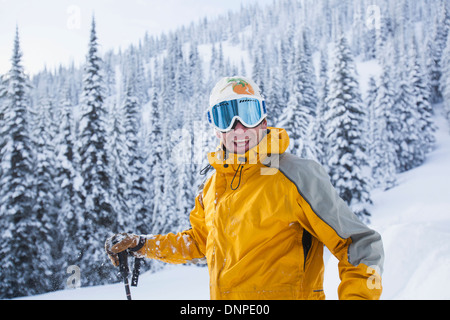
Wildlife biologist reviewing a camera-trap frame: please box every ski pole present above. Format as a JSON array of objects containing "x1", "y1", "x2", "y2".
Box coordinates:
[
  {"x1": 118, "y1": 251, "x2": 132, "y2": 300},
  {"x1": 131, "y1": 258, "x2": 143, "y2": 287}
]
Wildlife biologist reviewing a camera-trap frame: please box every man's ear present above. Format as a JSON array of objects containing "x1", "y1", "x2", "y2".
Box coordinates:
[
  {"x1": 261, "y1": 118, "x2": 268, "y2": 129},
  {"x1": 215, "y1": 129, "x2": 222, "y2": 139}
]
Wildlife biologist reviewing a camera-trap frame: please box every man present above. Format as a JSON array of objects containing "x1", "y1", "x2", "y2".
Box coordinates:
[{"x1": 105, "y1": 76, "x2": 384, "y2": 300}]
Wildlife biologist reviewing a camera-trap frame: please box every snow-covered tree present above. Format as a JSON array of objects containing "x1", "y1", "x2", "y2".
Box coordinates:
[
  {"x1": 252, "y1": 39, "x2": 266, "y2": 96},
  {"x1": 0, "y1": 27, "x2": 43, "y2": 298},
  {"x1": 54, "y1": 89, "x2": 82, "y2": 284},
  {"x1": 75, "y1": 17, "x2": 116, "y2": 285},
  {"x1": 441, "y1": 32, "x2": 450, "y2": 130},
  {"x1": 121, "y1": 69, "x2": 149, "y2": 233},
  {"x1": 31, "y1": 96, "x2": 61, "y2": 289},
  {"x1": 427, "y1": 0, "x2": 449, "y2": 104},
  {"x1": 394, "y1": 47, "x2": 425, "y2": 173},
  {"x1": 312, "y1": 47, "x2": 330, "y2": 166},
  {"x1": 147, "y1": 90, "x2": 165, "y2": 236},
  {"x1": 0, "y1": 74, "x2": 7, "y2": 175},
  {"x1": 409, "y1": 34, "x2": 436, "y2": 154},
  {"x1": 172, "y1": 127, "x2": 196, "y2": 232},
  {"x1": 107, "y1": 101, "x2": 130, "y2": 231},
  {"x1": 366, "y1": 76, "x2": 378, "y2": 160},
  {"x1": 279, "y1": 32, "x2": 318, "y2": 159},
  {"x1": 324, "y1": 35, "x2": 372, "y2": 221},
  {"x1": 367, "y1": 76, "x2": 397, "y2": 191}
]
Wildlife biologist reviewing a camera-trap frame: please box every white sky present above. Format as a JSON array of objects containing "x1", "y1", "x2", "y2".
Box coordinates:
[{"x1": 0, "y1": 0, "x2": 273, "y2": 76}]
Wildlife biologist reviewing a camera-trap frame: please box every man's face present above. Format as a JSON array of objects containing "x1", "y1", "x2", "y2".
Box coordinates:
[{"x1": 216, "y1": 119, "x2": 268, "y2": 154}]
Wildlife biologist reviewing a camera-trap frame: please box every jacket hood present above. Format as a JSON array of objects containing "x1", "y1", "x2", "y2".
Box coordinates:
[{"x1": 207, "y1": 127, "x2": 290, "y2": 172}]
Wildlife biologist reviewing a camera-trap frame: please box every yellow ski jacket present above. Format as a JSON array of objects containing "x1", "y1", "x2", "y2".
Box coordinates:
[{"x1": 137, "y1": 127, "x2": 384, "y2": 300}]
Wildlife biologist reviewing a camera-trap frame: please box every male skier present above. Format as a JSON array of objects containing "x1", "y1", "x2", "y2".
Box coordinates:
[{"x1": 105, "y1": 76, "x2": 384, "y2": 300}]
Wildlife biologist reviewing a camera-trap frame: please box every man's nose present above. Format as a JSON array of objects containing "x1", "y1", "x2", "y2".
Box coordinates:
[{"x1": 233, "y1": 120, "x2": 247, "y2": 133}]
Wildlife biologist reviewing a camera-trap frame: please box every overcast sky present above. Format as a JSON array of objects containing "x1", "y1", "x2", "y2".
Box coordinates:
[{"x1": 0, "y1": 0, "x2": 273, "y2": 76}]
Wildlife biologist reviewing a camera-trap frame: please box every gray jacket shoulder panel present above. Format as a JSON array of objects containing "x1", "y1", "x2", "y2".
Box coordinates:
[{"x1": 278, "y1": 153, "x2": 384, "y2": 273}]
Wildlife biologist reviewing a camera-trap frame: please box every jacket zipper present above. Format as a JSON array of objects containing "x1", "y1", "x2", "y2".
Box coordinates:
[{"x1": 302, "y1": 229, "x2": 312, "y2": 271}]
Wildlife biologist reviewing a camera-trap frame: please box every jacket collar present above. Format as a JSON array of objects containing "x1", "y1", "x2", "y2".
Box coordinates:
[{"x1": 207, "y1": 127, "x2": 290, "y2": 173}]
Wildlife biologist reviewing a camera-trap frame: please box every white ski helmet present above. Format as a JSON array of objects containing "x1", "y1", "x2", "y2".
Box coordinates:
[{"x1": 209, "y1": 76, "x2": 264, "y2": 109}]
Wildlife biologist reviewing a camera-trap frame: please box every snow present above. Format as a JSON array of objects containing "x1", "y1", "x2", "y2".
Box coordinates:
[
  {"x1": 16, "y1": 106, "x2": 450, "y2": 300},
  {"x1": 324, "y1": 107, "x2": 450, "y2": 300},
  {"x1": 17, "y1": 265, "x2": 210, "y2": 300}
]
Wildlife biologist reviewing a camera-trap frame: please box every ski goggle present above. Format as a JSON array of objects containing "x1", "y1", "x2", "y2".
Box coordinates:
[{"x1": 207, "y1": 97, "x2": 267, "y2": 132}]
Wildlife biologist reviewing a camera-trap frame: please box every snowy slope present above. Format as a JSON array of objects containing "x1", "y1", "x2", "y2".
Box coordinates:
[
  {"x1": 373, "y1": 109, "x2": 450, "y2": 300},
  {"x1": 324, "y1": 106, "x2": 450, "y2": 300},
  {"x1": 18, "y1": 106, "x2": 450, "y2": 300},
  {"x1": 18, "y1": 264, "x2": 210, "y2": 300}
]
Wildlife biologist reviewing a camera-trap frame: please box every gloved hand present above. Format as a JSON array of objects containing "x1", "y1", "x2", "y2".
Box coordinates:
[{"x1": 105, "y1": 233, "x2": 145, "y2": 267}]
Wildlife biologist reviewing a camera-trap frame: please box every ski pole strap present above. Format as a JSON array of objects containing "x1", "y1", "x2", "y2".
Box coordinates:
[
  {"x1": 128, "y1": 236, "x2": 146, "y2": 252},
  {"x1": 131, "y1": 258, "x2": 143, "y2": 287}
]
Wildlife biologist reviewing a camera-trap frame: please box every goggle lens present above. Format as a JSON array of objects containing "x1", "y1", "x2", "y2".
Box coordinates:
[{"x1": 208, "y1": 98, "x2": 266, "y2": 132}]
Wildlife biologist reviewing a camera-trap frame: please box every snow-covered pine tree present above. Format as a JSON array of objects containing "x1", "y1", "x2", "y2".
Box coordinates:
[
  {"x1": 252, "y1": 39, "x2": 266, "y2": 96},
  {"x1": 351, "y1": 1, "x2": 365, "y2": 58},
  {"x1": 366, "y1": 76, "x2": 378, "y2": 168},
  {"x1": 160, "y1": 101, "x2": 180, "y2": 236},
  {"x1": 427, "y1": 0, "x2": 450, "y2": 104},
  {"x1": 363, "y1": 4, "x2": 379, "y2": 61},
  {"x1": 279, "y1": 32, "x2": 318, "y2": 159},
  {"x1": 54, "y1": 88, "x2": 82, "y2": 286},
  {"x1": 217, "y1": 43, "x2": 225, "y2": 80},
  {"x1": 103, "y1": 50, "x2": 116, "y2": 98},
  {"x1": 107, "y1": 100, "x2": 130, "y2": 231},
  {"x1": 409, "y1": 34, "x2": 436, "y2": 154},
  {"x1": 376, "y1": 3, "x2": 395, "y2": 54},
  {"x1": 278, "y1": 70, "x2": 310, "y2": 156},
  {"x1": 376, "y1": 42, "x2": 403, "y2": 158},
  {"x1": 186, "y1": 41, "x2": 210, "y2": 188},
  {"x1": 148, "y1": 89, "x2": 168, "y2": 236},
  {"x1": 121, "y1": 67, "x2": 149, "y2": 234},
  {"x1": 133, "y1": 130, "x2": 152, "y2": 236},
  {"x1": 0, "y1": 27, "x2": 42, "y2": 298},
  {"x1": 134, "y1": 53, "x2": 149, "y2": 104},
  {"x1": 324, "y1": 35, "x2": 372, "y2": 221},
  {"x1": 146, "y1": 59, "x2": 166, "y2": 236},
  {"x1": 441, "y1": 32, "x2": 450, "y2": 130},
  {"x1": 367, "y1": 76, "x2": 397, "y2": 191},
  {"x1": 209, "y1": 43, "x2": 222, "y2": 84},
  {"x1": 297, "y1": 31, "x2": 318, "y2": 160},
  {"x1": 172, "y1": 104, "x2": 196, "y2": 232},
  {"x1": 300, "y1": 29, "x2": 318, "y2": 118},
  {"x1": 75, "y1": 17, "x2": 116, "y2": 286},
  {"x1": 173, "y1": 46, "x2": 189, "y2": 114},
  {"x1": 150, "y1": 45, "x2": 188, "y2": 235},
  {"x1": 312, "y1": 47, "x2": 329, "y2": 166},
  {"x1": 0, "y1": 74, "x2": 7, "y2": 174},
  {"x1": 264, "y1": 64, "x2": 283, "y2": 127},
  {"x1": 278, "y1": 38, "x2": 291, "y2": 110},
  {"x1": 31, "y1": 96, "x2": 61, "y2": 291},
  {"x1": 172, "y1": 125, "x2": 195, "y2": 232},
  {"x1": 394, "y1": 42, "x2": 425, "y2": 173}
]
